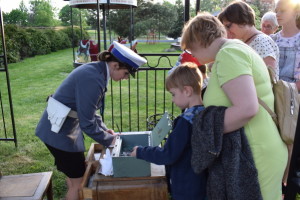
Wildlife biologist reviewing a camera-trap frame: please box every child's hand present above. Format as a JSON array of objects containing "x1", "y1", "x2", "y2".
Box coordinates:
[{"x1": 130, "y1": 146, "x2": 138, "y2": 157}]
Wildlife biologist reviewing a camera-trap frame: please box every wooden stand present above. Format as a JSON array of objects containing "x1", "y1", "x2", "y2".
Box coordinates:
[
  {"x1": 80, "y1": 143, "x2": 169, "y2": 200},
  {"x1": 0, "y1": 171, "x2": 53, "y2": 200}
]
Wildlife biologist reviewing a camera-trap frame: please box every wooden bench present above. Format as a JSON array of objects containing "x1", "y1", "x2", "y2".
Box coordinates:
[{"x1": 0, "y1": 171, "x2": 53, "y2": 200}]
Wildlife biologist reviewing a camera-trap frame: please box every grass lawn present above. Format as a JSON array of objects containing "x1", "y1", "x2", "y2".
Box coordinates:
[{"x1": 0, "y1": 42, "x2": 181, "y2": 199}]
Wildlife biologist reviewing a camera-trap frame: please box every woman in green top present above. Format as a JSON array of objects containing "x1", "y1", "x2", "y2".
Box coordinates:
[{"x1": 181, "y1": 12, "x2": 288, "y2": 200}]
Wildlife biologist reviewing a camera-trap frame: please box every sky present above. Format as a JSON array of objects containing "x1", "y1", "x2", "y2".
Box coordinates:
[{"x1": 0, "y1": 0, "x2": 69, "y2": 13}]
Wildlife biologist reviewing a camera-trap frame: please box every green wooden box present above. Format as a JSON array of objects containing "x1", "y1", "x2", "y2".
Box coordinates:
[{"x1": 112, "y1": 112, "x2": 172, "y2": 178}]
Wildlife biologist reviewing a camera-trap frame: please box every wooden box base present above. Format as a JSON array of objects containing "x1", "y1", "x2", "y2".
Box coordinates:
[
  {"x1": 80, "y1": 143, "x2": 169, "y2": 200},
  {"x1": 95, "y1": 175, "x2": 168, "y2": 200}
]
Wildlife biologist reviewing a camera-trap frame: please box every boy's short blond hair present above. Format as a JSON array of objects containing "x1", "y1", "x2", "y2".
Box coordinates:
[
  {"x1": 181, "y1": 12, "x2": 226, "y2": 50},
  {"x1": 166, "y1": 62, "x2": 203, "y2": 95}
]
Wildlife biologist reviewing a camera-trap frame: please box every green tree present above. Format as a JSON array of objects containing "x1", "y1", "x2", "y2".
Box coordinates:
[
  {"x1": 167, "y1": 0, "x2": 183, "y2": 39},
  {"x1": 28, "y1": 0, "x2": 55, "y2": 27},
  {"x1": 19, "y1": 0, "x2": 28, "y2": 13},
  {"x1": 134, "y1": 1, "x2": 167, "y2": 38},
  {"x1": 141, "y1": 0, "x2": 177, "y2": 37},
  {"x1": 200, "y1": 0, "x2": 220, "y2": 12},
  {"x1": 200, "y1": 0, "x2": 231, "y2": 12},
  {"x1": 86, "y1": 9, "x2": 98, "y2": 29},
  {"x1": 249, "y1": 3, "x2": 261, "y2": 29},
  {"x1": 108, "y1": 9, "x2": 131, "y2": 38},
  {"x1": 3, "y1": 9, "x2": 28, "y2": 26},
  {"x1": 108, "y1": 0, "x2": 176, "y2": 39},
  {"x1": 59, "y1": 5, "x2": 86, "y2": 26},
  {"x1": 3, "y1": 0, "x2": 28, "y2": 26}
]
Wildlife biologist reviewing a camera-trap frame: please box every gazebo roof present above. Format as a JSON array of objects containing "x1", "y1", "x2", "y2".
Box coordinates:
[{"x1": 66, "y1": 0, "x2": 137, "y2": 9}]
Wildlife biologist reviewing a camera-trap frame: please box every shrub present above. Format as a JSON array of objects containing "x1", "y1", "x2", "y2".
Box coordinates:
[
  {"x1": 4, "y1": 39, "x2": 20, "y2": 63},
  {"x1": 61, "y1": 27, "x2": 90, "y2": 47},
  {"x1": 44, "y1": 29, "x2": 60, "y2": 52},
  {"x1": 56, "y1": 30, "x2": 72, "y2": 50},
  {"x1": 25, "y1": 28, "x2": 51, "y2": 56},
  {"x1": 3, "y1": 25, "x2": 88, "y2": 63},
  {"x1": 4, "y1": 24, "x2": 31, "y2": 62}
]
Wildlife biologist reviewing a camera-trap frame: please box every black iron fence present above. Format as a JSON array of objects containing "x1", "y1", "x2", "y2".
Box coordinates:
[
  {"x1": 103, "y1": 53, "x2": 181, "y2": 132},
  {"x1": 0, "y1": 8, "x2": 17, "y2": 147}
]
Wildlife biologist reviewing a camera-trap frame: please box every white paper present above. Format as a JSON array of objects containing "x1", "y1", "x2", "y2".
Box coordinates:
[
  {"x1": 99, "y1": 148, "x2": 113, "y2": 176},
  {"x1": 94, "y1": 153, "x2": 101, "y2": 161}
]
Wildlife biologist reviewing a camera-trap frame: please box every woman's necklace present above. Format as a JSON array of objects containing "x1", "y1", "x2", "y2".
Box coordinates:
[{"x1": 244, "y1": 32, "x2": 260, "y2": 44}]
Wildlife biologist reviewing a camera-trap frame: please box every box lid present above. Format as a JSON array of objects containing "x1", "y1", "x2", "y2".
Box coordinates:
[{"x1": 150, "y1": 112, "x2": 172, "y2": 146}]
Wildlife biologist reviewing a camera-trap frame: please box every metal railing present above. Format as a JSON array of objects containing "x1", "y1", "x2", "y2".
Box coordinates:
[
  {"x1": 0, "y1": 7, "x2": 17, "y2": 147},
  {"x1": 103, "y1": 53, "x2": 181, "y2": 132}
]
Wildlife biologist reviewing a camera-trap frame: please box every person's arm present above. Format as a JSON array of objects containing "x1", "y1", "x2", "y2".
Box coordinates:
[
  {"x1": 252, "y1": 35, "x2": 279, "y2": 78},
  {"x1": 263, "y1": 56, "x2": 277, "y2": 72},
  {"x1": 221, "y1": 75, "x2": 259, "y2": 133},
  {"x1": 75, "y1": 69, "x2": 114, "y2": 146},
  {"x1": 132, "y1": 118, "x2": 191, "y2": 165}
]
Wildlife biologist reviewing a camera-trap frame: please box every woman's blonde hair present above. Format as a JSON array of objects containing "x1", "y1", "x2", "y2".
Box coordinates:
[
  {"x1": 181, "y1": 12, "x2": 226, "y2": 50},
  {"x1": 275, "y1": 0, "x2": 300, "y2": 28},
  {"x1": 166, "y1": 62, "x2": 203, "y2": 95},
  {"x1": 276, "y1": 0, "x2": 300, "y2": 11}
]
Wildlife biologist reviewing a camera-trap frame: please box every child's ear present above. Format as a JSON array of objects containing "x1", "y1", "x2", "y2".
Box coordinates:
[{"x1": 183, "y1": 86, "x2": 193, "y2": 96}]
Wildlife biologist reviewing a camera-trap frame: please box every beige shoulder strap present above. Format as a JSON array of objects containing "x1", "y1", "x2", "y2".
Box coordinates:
[{"x1": 258, "y1": 98, "x2": 278, "y2": 126}]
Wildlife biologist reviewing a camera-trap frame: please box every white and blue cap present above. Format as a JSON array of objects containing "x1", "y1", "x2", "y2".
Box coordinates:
[{"x1": 110, "y1": 41, "x2": 147, "y2": 77}]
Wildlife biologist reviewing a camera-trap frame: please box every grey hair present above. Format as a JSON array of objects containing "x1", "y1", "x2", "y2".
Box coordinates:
[{"x1": 261, "y1": 11, "x2": 279, "y2": 27}]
